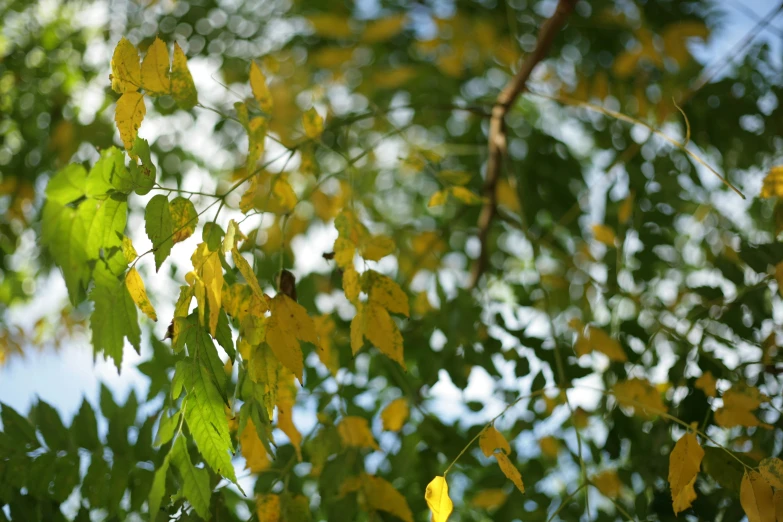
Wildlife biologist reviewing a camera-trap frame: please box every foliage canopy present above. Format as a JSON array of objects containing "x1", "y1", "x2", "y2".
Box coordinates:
[{"x1": 1, "y1": 0, "x2": 783, "y2": 520}]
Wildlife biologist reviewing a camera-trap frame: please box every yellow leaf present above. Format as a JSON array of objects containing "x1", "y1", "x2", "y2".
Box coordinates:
[
  {"x1": 302, "y1": 107, "x2": 324, "y2": 139},
  {"x1": 759, "y1": 457, "x2": 783, "y2": 490},
  {"x1": 361, "y1": 15, "x2": 407, "y2": 44},
  {"x1": 364, "y1": 270, "x2": 409, "y2": 317},
  {"x1": 761, "y1": 166, "x2": 783, "y2": 198},
  {"x1": 334, "y1": 237, "x2": 356, "y2": 269},
  {"x1": 121, "y1": 235, "x2": 137, "y2": 263},
  {"x1": 695, "y1": 371, "x2": 717, "y2": 398},
  {"x1": 437, "y1": 170, "x2": 472, "y2": 186},
  {"x1": 265, "y1": 293, "x2": 318, "y2": 382},
  {"x1": 277, "y1": 368, "x2": 302, "y2": 460},
  {"x1": 171, "y1": 42, "x2": 197, "y2": 109},
  {"x1": 471, "y1": 489, "x2": 507, "y2": 510},
  {"x1": 337, "y1": 416, "x2": 378, "y2": 450},
  {"x1": 343, "y1": 266, "x2": 360, "y2": 304},
  {"x1": 539, "y1": 436, "x2": 559, "y2": 458},
  {"x1": 273, "y1": 176, "x2": 297, "y2": 211},
  {"x1": 592, "y1": 470, "x2": 621, "y2": 498},
  {"x1": 360, "y1": 235, "x2": 395, "y2": 261},
  {"x1": 247, "y1": 116, "x2": 267, "y2": 169},
  {"x1": 256, "y1": 493, "x2": 280, "y2": 522},
  {"x1": 313, "y1": 315, "x2": 339, "y2": 376},
  {"x1": 352, "y1": 302, "x2": 405, "y2": 369},
  {"x1": 110, "y1": 37, "x2": 140, "y2": 93},
  {"x1": 248, "y1": 343, "x2": 279, "y2": 418},
  {"x1": 141, "y1": 37, "x2": 170, "y2": 96},
  {"x1": 618, "y1": 192, "x2": 634, "y2": 224},
  {"x1": 191, "y1": 243, "x2": 223, "y2": 335},
  {"x1": 250, "y1": 61, "x2": 273, "y2": 113},
  {"x1": 572, "y1": 323, "x2": 627, "y2": 362},
  {"x1": 307, "y1": 14, "x2": 353, "y2": 39},
  {"x1": 741, "y1": 470, "x2": 776, "y2": 522},
  {"x1": 428, "y1": 190, "x2": 448, "y2": 208},
  {"x1": 115, "y1": 92, "x2": 146, "y2": 150},
  {"x1": 613, "y1": 378, "x2": 667, "y2": 418},
  {"x1": 240, "y1": 418, "x2": 271, "y2": 473},
  {"x1": 715, "y1": 385, "x2": 770, "y2": 429},
  {"x1": 592, "y1": 224, "x2": 617, "y2": 246},
  {"x1": 495, "y1": 452, "x2": 524, "y2": 493},
  {"x1": 362, "y1": 474, "x2": 414, "y2": 522},
  {"x1": 496, "y1": 178, "x2": 521, "y2": 213},
  {"x1": 668, "y1": 433, "x2": 704, "y2": 515},
  {"x1": 380, "y1": 398, "x2": 409, "y2": 432},
  {"x1": 125, "y1": 267, "x2": 157, "y2": 321},
  {"x1": 425, "y1": 476, "x2": 453, "y2": 522},
  {"x1": 450, "y1": 186, "x2": 484, "y2": 205},
  {"x1": 479, "y1": 425, "x2": 510, "y2": 457}
]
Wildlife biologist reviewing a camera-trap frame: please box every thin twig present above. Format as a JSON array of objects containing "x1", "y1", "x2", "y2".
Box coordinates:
[{"x1": 471, "y1": 0, "x2": 578, "y2": 288}]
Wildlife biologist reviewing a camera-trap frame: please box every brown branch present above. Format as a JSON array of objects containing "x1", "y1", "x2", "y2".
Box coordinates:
[{"x1": 470, "y1": 0, "x2": 578, "y2": 289}]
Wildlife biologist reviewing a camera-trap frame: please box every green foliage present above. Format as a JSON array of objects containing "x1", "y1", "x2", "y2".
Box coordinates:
[{"x1": 2, "y1": 0, "x2": 783, "y2": 520}]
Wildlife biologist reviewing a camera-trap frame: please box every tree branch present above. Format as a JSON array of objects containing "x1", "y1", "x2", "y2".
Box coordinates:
[{"x1": 470, "y1": 0, "x2": 578, "y2": 288}]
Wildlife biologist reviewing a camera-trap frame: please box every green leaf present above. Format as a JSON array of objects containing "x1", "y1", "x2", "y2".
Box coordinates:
[
  {"x1": 130, "y1": 137, "x2": 157, "y2": 195},
  {"x1": 81, "y1": 453, "x2": 110, "y2": 506},
  {"x1": 46, "y1": 163, "x2": 87, "y2": 204},
  {"x1": 0, "y1": 402, "x2": 39, "y2": 450},
  {"x1": 145, "y1": 194, "x2": 174, "y2": 271},
  {"x1": 32, "y1": 401, "x2": 71, "y2": 452},
  {"x1": 148, "y1": 453, "x2": 170, "y2": 517},
  {"x1": 86, "y1": 147, "x2": 132, "y2": 196},
  {"x1": 71, "y1": 400, "x2": 101, "y2": 451},
  {"x1": 154, "y1": 408, "x2": 181, "y2": 448},
  {"x1": 216, "y1": 309, "x2": 235, "y2": 361},
  {"x1": 90, "y1": 260, "x2": 141, "y2": 370},
  {"x1": 170, "y1": 436, "x2": 211, "y2": 518},
  {"x1": 178, "y1": 359, "x2": 236, "y2": 482},
  {"x1": 182, "y1": 312, "x2": 228, "y2": 401}
]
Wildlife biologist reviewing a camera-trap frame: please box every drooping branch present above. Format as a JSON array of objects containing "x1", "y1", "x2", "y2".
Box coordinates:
[{"x1": 470, "y1": 0, "x2": 578, "y2": 288}]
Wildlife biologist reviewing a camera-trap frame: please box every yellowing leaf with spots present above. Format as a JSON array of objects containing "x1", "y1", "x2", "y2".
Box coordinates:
[
  {"x1": 351, "y1": 302, "x2": 405, "y2": 369},
  {"x1": 337, "y1": 416, "x2": 378, "y2": 450},
  {"x1": 343, "y1": 266, "x2": 360, "y2": 304},
  {"x1": 277, "y1": 368, "x2": 302, "y2": 460},
  {"x1": 247, "y1": 343, "x2": 279, "y2": 417},
  {"x1": 495, "y1": 453, "x2": 524, "y2": 494},
  {"x1": 256, "y1": 494, "x2": 280, "y2": 522},
  {"x1": 668, "y1": 433, "x2": 703, "y2": 515},
  {"x1": 250, "y1": 61, "x2": 273, "y2": 113},
  {"x1": 240, "y1": 418, "x2": 271, "y2": 473},
  {"x1": 115, "y1": 92, "x2": 146, "y2": 150},
  {"x1": 471, "y1": 489, "x2": 507, "y2": 510},
  {"x1": 141, "y1": 37, "x2": 171, "y2": 96},
  {"x1": 479, "y1": 425, "x2": 510, "y2": 457},
  {"x1": 360, "y1": 235, "x2": 395, "y2": 261},
  {"x1": 125, "y1": 267, "x2": 157, "y2": 321},
  {"x1": 613, "y1": 378, "x2": 667, "y2": 418},
  {"x1": 741, "y1": 470, "x2": 776, "y2": 522},
  {"x1": 695, "y1": 371, "x2": 717, "y2": 397},
  {"x1": 361, "y1": 15, "x2": 407, "y2": 43},
  {"x1": 364, "y1": 270, "x2": 409, "y2": 317},
  {"x1": 111, "y1": 37, "x2": 141, "y2": 93},
  {"x1": 171, "y1": 42, "x2": 197, "y2": 110},
  {"x1": 232, "y1": 247, "x2": 265, "y2": 301},
  {"x1": 592, "y1": 470, "x2": 621, "y2": 498},
  {"x1": 592, "y1": 224, "x2": 617, "y2": 246},
  {"x1": 759, "y1": 457, "x2": 783, "y2": 490},
  {"x1": 425, "y1": 476, "x2": 453, "y2": 522},
  {"x1": 266, "y1": 293, "x2": 318, "y2": 382},
  {"x1": 302, "y1": 107, "x2": 324, "y2": 139},
  {"x1": 191, "y1": 243, "x2": 223, "y2": 335},
  {"x1": 380, "y1": 398, "x2": 409, "y2": 432},
  {"x1": 169, "y1": 197, "x2": 198, "y2": 244}
]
